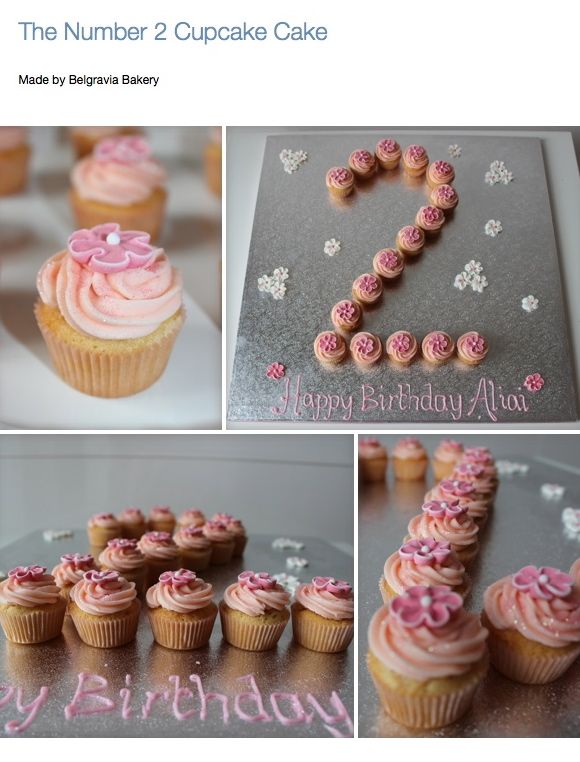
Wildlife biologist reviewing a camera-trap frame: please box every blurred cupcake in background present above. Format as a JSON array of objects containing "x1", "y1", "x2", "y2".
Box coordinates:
[
  {"x1": 68, "y1": 126, "x2": 141, "y2": 159},
  {"x1": 212, "y1": 513, "x2": 248, "y2": 557},
  {"x1": 118, "y1": 507, "x2": 147, "y2": 540},
  {"x1": 292, "y1": 576, "x2": 354, "y2": 653},
  {"x1": 204, "y1": 127, "x2": 222, "y2": 197},
  {"x1": 0, "y1": 127, "x2": 30, "y2": 196},
  {"x1": 432, "y1": 439, "x2": 463, "y2": 481},
  {"x1": 86, "y1": 513, "x2": 122, "y2": 552},
  {"x1": 51, "y1": 553, "x2": 97, "y2": 603},
  {"x1": 99, "y1": 538, "x2": 146, "y2": 596},
  {"x1": 202, "y1": 520, "x2": 236, "y2": 565},
  {"x1": 148, "y1": 505, "x2": 176, "y2": 534},
  {"x1": 392, "y1": 438, "x2": 428, "y2": 481},
  {"x1": 176, "y1": 508, "x2": 206, "y2": 529},
  {"x1": 358, "y1": 438, "x2": 388, "y2": 483},
  {"x1": 173, "y1": 525, "x2": 212, "y2": 571},
  {"x1": 138, "y1": 531, "x2": 180, "y2": 588}
]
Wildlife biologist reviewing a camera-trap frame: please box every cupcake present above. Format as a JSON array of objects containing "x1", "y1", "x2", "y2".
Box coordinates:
[
  {"x1": 456, "y1": 331, "x2": 489, "y2": 366},
  {"x1": 392, "y1": 438, "x2": 428, "y2": 480},
  {"x1": 69, "y1": 570, "x2": 140, "y2": 648},
  {"x1": 0, "y1": 566, "x2": 66, "y2": 644},
  {"x1": 352, "y1": 273, "x2": 383, "y2": 306},
  {"x1": 68, "y1": 127, "x2": 140, "y2": 159},
  {"x1": 220, "y1": 571, "x2": 290, "y2": 651},
  {"x1": 402, "y1": 144, "x2": 429, "y2": 177},
  {"x1": 396, "y1": 225, "x2": 425, "y2": 256},
  {"x1": 372, "y1": 248, "x2": 405, "y2": 281},
  {"x1": 87, "y1": 513, "x2": 122, "y2": 550},
  {"x1": 98, "y1": 538, "x2": 146, "y2": 596},
  {"x1": 425, "y1": 479, "x2": 489, "y2": 527},
  {"x1": 385, "y1": 331, "x2": 418, "y2": 366},
  {"x1": 292, "y1": 576, "x2": 354, "y2": 653},
  {"x1": 148, "y1": 505, "x2": 176, "y2": 534},
  {"x1": 483, "y1": 566, "x2": 580, "y2": 684},
  {"x1": 173, "y1": 526, "x2": 212, "y2": 571},
  {"x1": 118, "y1": 508, "x2": 147, "y2": 540},
  {"x1": 176, "y1": 509, "x2": 206, "y2": 529},
  {"x1": 367, "y1": 586, "x2": 488, "y2": 729},
  {"x1": 407, "y1": 500, "x2": 479, "y2": 565},
  {"x1": 325, "y1": 167, "x2": 355, "y2": 198},
  {"x1": 375, "y1": 138, "x2": 401, "y2": 170},
  {"x1": 415, "y1": 205, "x2": 445, "y2": 234},
  {"x1": 314, "y1": 331, "x2": 347, "y2": 365},
  {"x1": 430, "y1": 184, "x2": 459, "y2": 211},
  {"x1": 146, "y1": 569, "x2": 217, "y2": 650},
  {"x1": 204, "y1": 127, "x2": 222, "y2": 197},
  {"x1": 380, "y1": 538, "x2": 470, "y2": 602},
  {"x1": 450, "y1": 462, "x2": 495, "y2": 502},
  {"x1": 202, "y1": 520, "x2": 236, "y2": 565},
  {"x1": 35, "y1": 223, "x2": 184, "y2": 398},
  {"x1": 358, "y1": 438, "x2": 388, "y2": 483},
  {"x1": 51, "y1": 554, "x2": 97, "y2": 603},
  {"x1": 348, "y1": 149, "x2": 376, "y2": 178},
  {"x1": 69, "y1": 135, "x2": 167, "y2": 240},
  {"x1": 330, "y1": 300, "x2": 362, "y2": 334},
  {"x1": 422, "y1": 331, "x2": 455, "y2": 364},
  {"x1": 213, "y1": 513, "x2": 248, "y2": 557},
  {"x1": 427, "y1": 160, "x2": 455, "y2": 188},
  {"x1": 350, "y1": 332, "x2": 382, "y2": 367},
  {"x1": 459, "y1": 448, "x2": 498, "y2": 490},
  {"x1": 432, "y1": 439, "x2": 464, "y2": 481},
  {"x1": 137, "y1": 531, "x2": 180, "y2": 588},
  {"x1": 0, "y1": 128, "x2": 30, "y2": 196}
]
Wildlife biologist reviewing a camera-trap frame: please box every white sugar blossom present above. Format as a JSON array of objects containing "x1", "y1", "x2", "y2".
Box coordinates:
[
  {"x1": 43, "y1": 529, "x2": 74, "y2": 542},
  {"x1": 454, "y1": 272, "x2": 469, "y2": 291},
  {"x1": 272, "y1": 537, "x2": 305, "y2": 550},
  {"x1": 279, "y1": 148, "x2": 308, "y2": 174},
  {"x1": 448, "y1": 144, "x2": 462, "y2": 158},
  {"x1": 541, "y1": 483, "x2": 565, "y2": 500},
  {"x1": 257, "y1": 275, "x2": 272, "y2": 292},
  {"x1": 496, "y1": 460, "x2": 529, "y2": 476},
  {"x1": 485, "y1": 160, "x2": 514, "y2": 185},
  {"x1": 464, "y1": 260, "x2": 483, "y2": 275},
  {"x1": 258, "y1": 267, "x2": 289, "y2": 300},
  {"x1": 272, "y1": 267, "x2": 289, "y2": 282},
  {"x1": 273, "y1": 573, "x2": 301, "y2": 596},
  {"x1": 521, "y1": 295, "x2": 539, "y2": 313},
  {"x1": 324, "y1": 238, "x2": 341, "y2": 256},
  {"x1": 454, "y1": 261, "x2": 489, "y2": 294},
  {"x1": 562, "y1": 507, "x2": 580, "y2": 541},
  {"x1": 286, "y1": 556, "x2": 309, "y2": 569},
  {"x1": 485, "y1": 219, "x2": 503, "y2": 237},
  {"x1": 471, "y1": 274, "x2": 488, "y2": 293}
]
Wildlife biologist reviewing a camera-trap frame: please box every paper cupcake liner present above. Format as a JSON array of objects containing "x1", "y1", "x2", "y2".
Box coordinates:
[
  {"x1": 0, "y1": 600, "x2": 66, "y2": 644},
  {"x1": 179, "y1": 548, "x2": 212, "y2": 572},
  {"x1": 488, "y1": 632, "x2": 580, "y2": 684},
  {"x1": 359, "y1": 458, "x2": 388, "y2": 483},
  {"x1": 210, "y1": 541, "x2": 235, "y2": 565},
  {"x1": 431, "y1": 458, "x2": 456, "y2": 482},
  {"x1": 220, "y1": 604, "x2": 289, "y2": 651},
  {"x1": 70, "y1": 600, "x2": 140, "y2": 648},
  {"x1": 0, "y1": 145, "x2": 30, "y2": 196},
  {"x1": 393, "y1": 458, "x2": 427, "y2": 481},
  {"x1": 148, "y1": 606, "x2": 217, "y2": 650},
  {"x1": 291, "y1": 607, "x2": 353, "y2": 653},
  {"x1": 35, "y1": 302, "x2": 183, "y2": 398}
]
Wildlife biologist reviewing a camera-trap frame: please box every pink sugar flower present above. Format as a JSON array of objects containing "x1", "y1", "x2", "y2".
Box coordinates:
[
  {"x1": 8, "y1": 565, "x2": 46, "y2": 582},
  {"x1": 379, "y1": 250, "x2": 399, "y2": 269},
  {"x1": 143, "y1": 531, "x2": 172, "y2": 543},
  {"x1": 106, "y1": 538, "x2": 138, "y2": 551},
  {"x1": 336, "y1": 302, "x2": 355, "y2": 320},
  {"x1": 512, "y1": 565, "x2": 572, "y2": 600},
  {"x1": 399, "y1": 538, "x2": 452, "y2": 567},
  {"x1": 401, "y1": 226, "x2": 421, "y2": 243},
  {"x1": 160, "y1": 569, "x2": 197, "y2": 587},
  {"x1": 266, "y1": 362, "x2": 286, "y2": 380},
  {"x1": 354, "y1": 336, "x2": 375, "y2": 356},
  {"x1": 83, "y1": 569, "x2": 120, "y2": 585},
  {"x1": 357, "y1": 274, "x2": 378, "y2": 294},
  {"x1": 379, "y1": 139, "x2": 397, "y2": 153},
  {"x1": 330, "y1": 167, "x2": 349, "y2": 183},
  {"x1": 408, "y1": 145, "x2": 426, "y2": 160},
  {"x1": 524, "y1": 373, "x2": 544, "y2": 392},
  {"x1": 94, "y1": 135, "x2": 151, "y2": 164},
  {"x1": 312, "y1": 576, "x2": 352, "y2": 596},
  {"x1": 454, "y1": 462, "x2": 484, "y2": 478},
  {"x1": 422, "y1": 499, "x2": 466, "y2": 519},
  {"x1": 353, "y1": 149, "x2": 373, "y2": 163},
  {"x1": 391, "y1": 585, "x2": 463, "y2": 628},
  {"x1": 435, "y1": 161, "x2": 452, "y2": 174},
  {"x1": 429, "y1": 333, "x2": 449, "y2": 352},
  {"x1": 319, "y1": 333, "x2": 338, "y2": 352},
  {"x1": 423, "y1": 206, "x2": 442, "y2": 223},
  {"x1": 466, "y1": 334, "x2": 485, "y2": 353},
  {"x1": 392, "y1": 333, "x2": 411, "y2": 352},
  {"x1": 238, "y1": 571, "x2": 277, "y2": 590},
  {"x1": 61, "y1": 553, "x2": 94, "y2": 568},
  {"x1": 68, "y1": 223, "x2": 157, "y2": 274},
  {"x1": 440, "y1": 479, "x2": 475, "y2": 497}
]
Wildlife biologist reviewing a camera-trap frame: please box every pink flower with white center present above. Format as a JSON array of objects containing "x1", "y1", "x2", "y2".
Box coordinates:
[
  {"x1": 378, "y1": 139, "x2": 397, "y2": 153},
  {"x1": 142, "y1": 531, "x2": 172, "y2": 544},
  {"x1": 454, "y1": 462, "x2": 484, "y2": 479},
  {"x1": 160, "y1": 569, "x2": 197, "y2": 587},
  {"x1": 106, "y1": 539, "x2": 138, "y2": 551},
  {"x1": 329, "y1": 167, "x2": 349, "y2": 183},
  {"x1": 354, "y1": 336, "x2": 375, "y2": 356},
  {"x1": 463, "y1": 447, "x2": 492, "y2": 463},
  {"x1": 392, "y1": 333, "x2": 411, "y2": 352},
  {"x1": 358, "y1": 274, "x2": 378, "y2": 294},
  {"x1": 319, "y1": 333, "x2": 338, "y2": 352},
  {"x1": 266, "y1": 362, "x2": 285, "y2": 380},
  {"x1": 512, "y1": 565, "x2": 573, "y2": 600},
  {"x1": 439, "y1": 479, "x2": 476, "y2": 497},
  {"x1": 439, "y1": 185, "x2": 456, "y2": 201},
  {"x1": 422, "y1": 500, "x2": 467, "y2": 519},
  {"x1": 391, "y1": 585, "x2": 463, "y2": 628},
  {"x1": 408, "y1": 145, "x2": 426, "y2": 160},
  {"x1": 8, "y1": 565, "x2": 47, "y2": 582},
  {"x1": 401, "y1": 226, "x2": 421, "y2": 244},
  {"x1": 336, "y1": 302, "x2": 355, "y2": 320},
  {"x1": 466, "y1": 334, "x2": 485, "y2": 353},
  {"x1": 238, "y1": 571, "x2": 277, "y2": 590},
  {"x1": 68, "y1": 223, "x2": 158, "y2": 274},
  {"x1": 423, "y1": 206, "x2": 442, "y2": 223},
  {"x1": 398, "y1": 538, "x2": 452, "y2": 567},
  {"x1": 378, "y1": 249, "x2": 399, "y2": 269},
  {"x1": 94, "y1": 136, "x2": 152, "y2": 164},
  {"x1": 435, "y1": 161, "x2": 452, "y2": 174},
  {"x1": 353, "y1": 150, "x2": 373, "y2": 164},
  {"x1": 312, "y1": 576, "x2": 352, "y2": 596},
  {"x1": 428, "y1": 333, "x2": 449, "y2": 352},
  {"x1": 524, "y1": 373, "x2": 544, "y2": 392}
]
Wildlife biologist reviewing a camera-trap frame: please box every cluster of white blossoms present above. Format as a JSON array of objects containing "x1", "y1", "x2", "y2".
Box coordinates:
[
  {"x1": 496, "y1": 460, "x2": 530, "y2": 476},
  {"x1": 272, "y1": 537, "x2": 305, "y2": 550},
  {"x1": 454, "y1": 260, "x2": 489, "y2": 294},
  {"x1": 258, "y1": 266, "x2": 290, "y2": 300},
  {"x1": 279, "y1": 148, "x2": 308, "y2": 174},
  {"x1": 485, "y1": 160, "x2": 514, "y2": 185},
  {"x1": 324, "y1": 238, "x2": 341, "y2": 256},
  {"x1": 541, "y1": 483, "x2": 566, "y2": 500},
  {"x1": 484, "y1": 219, "x2": 503, "y2": 237}
]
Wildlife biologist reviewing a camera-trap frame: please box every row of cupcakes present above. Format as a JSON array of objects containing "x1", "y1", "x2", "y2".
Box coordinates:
[
  {"x1": 315, "y1": 329, "x2": 488, "y2": 367},
  {"x1": 0, "y1": 566, "x2": 354, "y2": 655}
]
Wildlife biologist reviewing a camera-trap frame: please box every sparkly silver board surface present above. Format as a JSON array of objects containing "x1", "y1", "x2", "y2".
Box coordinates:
[
  {"x1": 0, "y1": 533, "x2": 353, "y2": 738},
  {"x1": 358, "y1": 456, "x2": 580, "y2": 737},
  {"x1": 228, "y1": 132, "x2": 577, "y2": 424}
]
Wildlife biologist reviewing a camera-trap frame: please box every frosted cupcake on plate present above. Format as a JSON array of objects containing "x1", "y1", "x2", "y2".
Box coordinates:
[
  {"x1": 350, "y1": 332, "x2": 383, "y2": 367},
  {"x1": 212, "y1": 513, "x2": 248, "y2": 557},
  {"x1": 35, "y1": 223, "x2": 184, "y2": 398},
  {"x1": 330, "y1": 300, "x2": 362, "y2": 334},
  {"x1": 422, "y1": 331, "x2": 455, "y2": 364},
  {"x1": 325, "y1": 167, "x2": 355, "y2": 198},
  {"x1": 375, "y1": 138, "x2": 401, "y2": 170},
  {"x1": 137, "y1": 531, "x2": 180, "y2": 587},
  {"x1": 348, "y1": 149, "x2": 376, "y2": 178},
  {"x1": 367, "y1": 586, "x2": 488, "y2": 728},
  {"x1": 372, "y1": 248, "x2": 405, "y2": 281},
  {"x1": 430, "y1": 183, "x2": 459, "y2": 211},
  {"x1": 173, "y1": 526, "x2": 212, "y2": 571},
  {"x1": 314, "y1": 331, "x2": 347, "y2": 365},
  {"x1": 146, "y1": 569, "x2": 217, "y2": 650},
  {"x1": 483, "y1": 565, "x2": 580, "y2": 683},
  {"x1": 176, "y1": 509, "x2": 206, "y2": 530},
  {"x1": 148, "y1": 505, "x2": 176, "y2": 534},
  {"x1": 70, "y1": 135, "x2": 167, "y2": 240},
  {"x1": 202, "y1": 520, "x2": 236, "y2": 565},
  {"x1": 460, "y1": 447, "x2": 498, "y2": 488},
  {"x1": 51, "y1": 553, "x2": 97, "y2": 603},
  {"x1": 396, "y1": 225, "x2": 425, "y2": 256},
  {"x1": 118, "y1": 507, "x2": 147, "y2": 540},
  {"x1": 86, "y1": 513, "x2": 122, "y2": 550},
  {"x1": 358, "y1": 438, "x2": 388, "y2": 483},
  {"x1": 98, "y1": 538, "x2": 146, "y2": 596},
  {"x1": 402, "y1": 144, "x2": 429, "y2": 177},
  {"x1": 425, "y1": 478, "x2": 489, "y2": 527},
  {"x1": 456, "y1": 331, "x2": 489, "y2": 366},
  {"x1": 352, "y1": 273, "x2": 383, "y2": 306},
  {"x1": 415, "y1": 205, "x2": 445, "y2": 235},
  {"x1": 432, "y1": 439, "x2": 464, "y2": 481},
  {"x1": 292, "y1": 576, "x2": 354, "y2": 653},
  {"x1": 426, "y1": 160, "x2": 455, "y2": 188},
  {"x1": 407, "y1": 500, "x2": 479, "y2": 565},
  {"x1": 392, "y1": 438, "x2": 428, "y2": 480},
  {"x1": 380, "y1": 538, "x2": 471, "y2": 602},
  {"x1": 220, "y1": 571, "x2": 290, "y2": 651},
  {"x1": 69, "y1": 570, "x2": 140, "y2": 648},
  {"x1": 385, "y1": 331, "x2": 418, "y2": 366},
  {"x1": 450, "y1": 462, "x2": 495, "y2": 503},
  {"x1": 0, "y1": 566, "x2": 66, "y2": 644},
  {"x1": 0, "y1": 127, "x2": 30, "y2": 196}
]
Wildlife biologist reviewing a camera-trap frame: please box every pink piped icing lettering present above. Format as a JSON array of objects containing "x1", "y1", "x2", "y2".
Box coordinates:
[
  {"x1": 306, "y1": 692, "x2": 354, "y2": 737},
  {"x1": 64, "y1": 673, "x2": 115, "y2": 720},
  {"x1": 270, "y1": 693, "x2": 313, "y2": 726},
  {"x1": 168, "y1": 675, "x2": 196, "y2": 721},
  {"x1": 234, "y1": 675, "x2": 273, "y2": 723},
  {"x1": 68, "y1": 223, "x2": 158, "y2": 274},
  {"x1": 188, "y1": 674, "x2": 230, "y2": 723},
  {"x1": 4, "y1": 687, "x2": 49, "y2": 735},
  {"x1": 120, "y1": 675, "x2": 133, "y2": 720}
]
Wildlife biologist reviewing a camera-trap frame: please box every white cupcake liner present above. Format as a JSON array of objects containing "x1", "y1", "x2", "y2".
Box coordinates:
[
  {"x1": 488, "y1": 632, "x2": 580, "y2": 684},
  {"x1": 291, "y1": 605, "x2": 353, "y2": 653}
]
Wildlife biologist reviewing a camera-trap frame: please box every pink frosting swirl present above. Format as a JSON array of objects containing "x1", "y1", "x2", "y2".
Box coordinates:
[
  {"x1": 352, "y1": 273, "x2": 383, "y2": 304},
  {"x1": 137, "y1": 531, "x2": 179, "y2": 560},
  {"x1": 296, "y1": 579, "x2": 354, "y2": 620},
  {"x1": 0, "y1": 127, "x2": 27, "y2": 151},
  {"x1": 202, "y1": 520, "x2": 234, "y2": 542},
  {"x1": 425, "y1": 482, "x2": 488, "y2": 522},
  {"x1": 386, "y1": 331, "x2": 418, "y2": 364},
  {"x1": 368, "y1": 591, "x2": 487, "y2": 681},
  {"x1": 52, "y1": 554, "x2": 96, "y2": 587},
  {"x1": 212, "y1": 513, "x2": 246, "y2": 536},
  {"x1": 0, "y1": 566, "x2": 61, "y2": 607},
  {"x1": 146, "y1": 569, "x2": 214, "y2": 613},
  {"x1": 177, "y1": 509, "x2": 206, "y2": 528},
  {"x1": 451, "y1": 462, "x2": 495, "y2": 494},
  {"x1": 422, "y1": 331, "x2": 455, "y2": 362},
  {"x1": 403, "y1": 144, "x2": 429, "y2": 170},
  {"x1": 430, "y1": 183, "x2": 458, "y2": 210},
  {"x1": 348, "y1": 149, "x2": 376, "y2": 174},
  {"x1": 174, "y1": 525, "x2": 212, "y2": 550},
  {"x1": 314, "y1": 331, "x2": 347, "y2": 363},
  {"x1": 484, "y1": 570, "x2": 580, "y2": 647},
  {"x1": 408, "y1": 505, "x2": 479, "y2": 554},
  {"x1": 325, "y1": 167, "x2": 354, "y2": 190},
  {"x1": 350, "y1": 332, "x2": 382, "y2": 365},
  {"x1": 396, "y1": 225, "x2": 425, "y2": 253},
  {"x1": 384, "y1": 540, "x2": 467, "y2": 596},
  {"x1": 428, "y1": 160, "x2": 455, "y2": 185},
  {"x1": 70, "y1": 570, "x2": 136, "y2": 615},
  {"x1": 88, "y1": 513, "x2": 119, "y2": 528},
  {"x1": 149, "y1": 505, "x2": 175, "y2": 521},
  {"x1": 373, "y1": 248, "x2": 405, "y2": 279},
  {"x1": 119, "y1": 507, "x2": 145, "y2": 524},
  {"x1": 37, "y1": 225, "x2": 183, "y2": 341},
  {"x1": 331, "y1": 300, "x2": 362, "y2": 331},
  {"x1": 71, "y1": 137, "x2": 166, "y2": 205},
  {"x1": 375, "y1": 138, "x2": 401, "y2": 161},
  {"x1": 416, "y1": 205, "x2": 445, "y2": 232},
  {"x1": 223, "y1": 571, "x2": 290, "y2": 616},
  {"x1": 98, "y1": 538, "x2": 145, "y2": 571},
  {"x1": 359, "y1": 437, "x2": 386, "y2": 459},
  {"x1": 392, "y1": 438, "x2": 426, "y2": 459},
  {"x1": 434, "y1": 439, "x2": 464, "y2": 463},
  {"x1": 457, "y1": 331, "x2": 489, "y2": 362}
]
